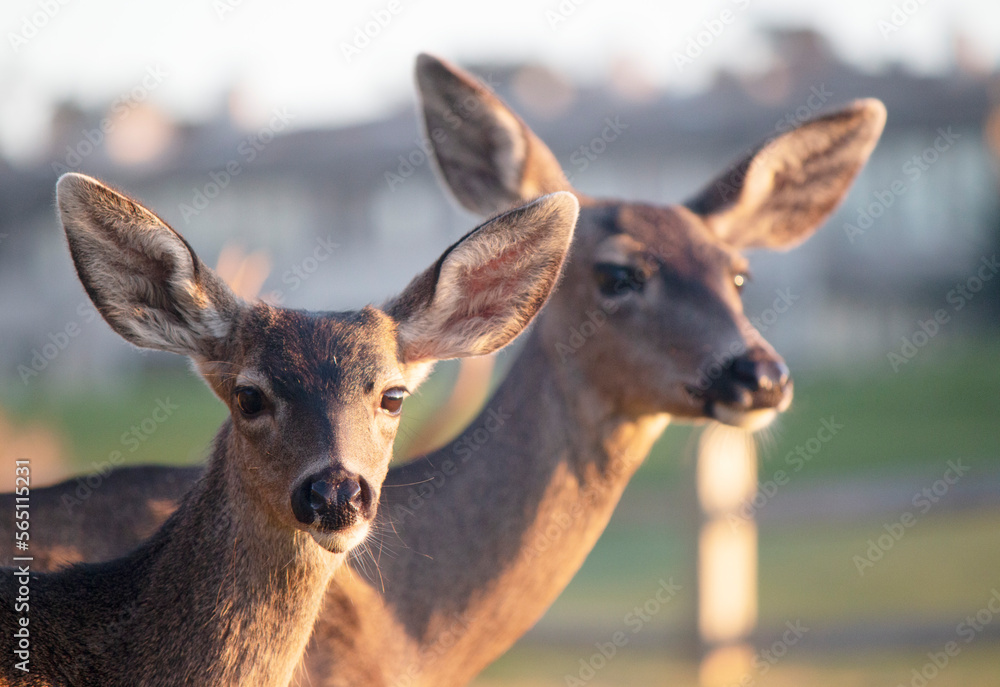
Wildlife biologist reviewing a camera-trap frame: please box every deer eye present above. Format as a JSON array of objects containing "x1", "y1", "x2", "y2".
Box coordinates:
[
  {"x1": 380, "y1": 388, "x2": 406, "y2": 416},
  {"x1": 594, "y1": 263, "x2": 646, "y2": 297},
  {"x1": 734, "y1": 272, "x2": 750, "y2": 294},
  {"x1": 234, "y1": 386, "x2": 266, "y2": 418}
]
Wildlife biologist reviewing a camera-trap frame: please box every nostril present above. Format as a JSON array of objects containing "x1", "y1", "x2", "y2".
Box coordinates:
[
  {"x1": 730, "y1": 357, "x2": 763, "y2": 391},
  {"x1": 755, "y1": 360, "x2": 790, "y2": 391},
  {"x1": 336, "y1": 479, "x2": 362, "y2": 511},
  {"x1": 773, "y1": 361, "x2": 790, "y2": 387},
  {"x1": 310, "y1": 480, "x2": 337, "y2": 511}
]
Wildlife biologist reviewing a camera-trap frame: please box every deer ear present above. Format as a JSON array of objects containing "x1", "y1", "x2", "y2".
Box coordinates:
[
  {"x1": 56, "y1": 173, "x2": 242, "y2": 359},
  {"x1": 387, "y1": 191, "x2": 578, "y2": 364},
  {"x1": 416, "y1": 53, "x2": 573, "y2": 216},
  {"x1": 685, "y1": 99, "x2": 886, "y2": 251}
]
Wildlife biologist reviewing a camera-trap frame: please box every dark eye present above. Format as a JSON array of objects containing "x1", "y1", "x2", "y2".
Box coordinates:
[
  {"x1": 380, "y1": 388, "x2": 405, "y2": 416},
  {"x1": 734, "y1": 272, "x2": 750, "y2": 294},
  {"x1": 234, "y1": 386, "x2": 266, "y2": 417},
  {"x1": 594, "y1": 263, "x2": 646, "y2": 297}
]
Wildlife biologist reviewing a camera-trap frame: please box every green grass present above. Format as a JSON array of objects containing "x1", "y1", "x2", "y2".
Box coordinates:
[
  {"x1": 4, "y1": 369, "x2": 226, "y2": 472},
  {"x1": 474, "y1": 643, "x2": 1000, "y2": 687}
]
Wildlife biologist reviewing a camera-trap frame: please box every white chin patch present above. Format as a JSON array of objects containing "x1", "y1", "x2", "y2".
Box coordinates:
[
  {"x1": 712, "y1": 405, "x2": 779, "y2": 432},
  {"x1": 309, "y1": 524, "x2": 370, "y2": 554}
]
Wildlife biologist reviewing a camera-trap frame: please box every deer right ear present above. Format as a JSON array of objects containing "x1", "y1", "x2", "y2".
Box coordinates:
[
  {"x1": 387, "y1": 191, "x2": 578, "y2": 366},
  {"x1": 685, "y1": 98, "x2": 887, "y2": 251},
  {"x1": 56, "y1": 173, "x2": 242, "y2": 359},
  {"x1": 416, "y1": 53, "x2": 573, "y2": 216}
]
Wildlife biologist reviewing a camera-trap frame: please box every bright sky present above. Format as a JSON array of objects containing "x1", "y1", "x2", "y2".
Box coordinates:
[{"x1": 2, "y1": 0, "x2": 999, "y2": 162}]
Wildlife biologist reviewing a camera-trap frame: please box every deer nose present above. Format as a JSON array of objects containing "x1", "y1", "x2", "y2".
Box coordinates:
[
  {"x1": 729, "y1": 355, "x2": 790, "y2": 392},
  {"x1": 292, "y1": 469, "x2": 369, "y2": 530},
  {"x1": 310, "y1": 478, "x2": 361, "y2": 511}
]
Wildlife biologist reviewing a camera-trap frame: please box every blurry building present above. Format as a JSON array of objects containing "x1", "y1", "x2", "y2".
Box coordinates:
[{"x1": 1, "y1": 29, "x2": 997, "y2": 388}]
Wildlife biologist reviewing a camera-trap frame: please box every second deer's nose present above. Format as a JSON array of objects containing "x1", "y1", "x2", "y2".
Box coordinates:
[{"x1": 729, "y1": 355, "x2": 790, "y2": 392}]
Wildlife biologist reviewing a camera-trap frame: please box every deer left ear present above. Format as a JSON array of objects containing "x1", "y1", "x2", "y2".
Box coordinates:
[
  {"x1": 685, "y1": 99, "x2": 887, "y2": 251},
  {"x1": 386, "y1": 191, "x2": 578, "y2": 366}
]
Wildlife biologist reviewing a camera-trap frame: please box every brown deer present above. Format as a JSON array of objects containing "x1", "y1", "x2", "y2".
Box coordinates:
[
  {"x1": 295, "y1": 57, "x2": 885, "y2": 686},
  {"x1": 1, "y1": 57, "x2": 885, "y2": 685},
  {"x1": 0, "y1": 172, "x2": 578, "y2": 685}
]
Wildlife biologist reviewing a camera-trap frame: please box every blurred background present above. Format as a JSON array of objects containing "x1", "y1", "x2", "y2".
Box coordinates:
[{"x1": 2, "y1": 1, "x2": 999, "y2": 685}]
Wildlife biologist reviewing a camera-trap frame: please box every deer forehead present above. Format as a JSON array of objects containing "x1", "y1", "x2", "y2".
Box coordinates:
[
  {"x1": 583, "y1": 202, "x2": 743, "y2": 275},
  {"x1": 229, "y1": 305, "x2": 403, "y2": 403}
]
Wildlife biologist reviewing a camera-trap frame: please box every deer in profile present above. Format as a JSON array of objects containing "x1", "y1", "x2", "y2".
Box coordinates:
[
  {"x1": 0, "y1": 172, "x2": 578, "y2": 685},
  {"x1": 1, "y1": 57, "x2": 886, "y2": 686}
]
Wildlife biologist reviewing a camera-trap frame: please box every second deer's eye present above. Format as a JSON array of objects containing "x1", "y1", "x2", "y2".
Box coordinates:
[
  {"x1": 235, "y1": 386, "x2": 266, "y2": 417},
  {"x1": 380, "y1": 388, "x2": 405, "y2": 416},
  {"x1": 594, "y1": 263, "x2": 646, "y2": 297}
]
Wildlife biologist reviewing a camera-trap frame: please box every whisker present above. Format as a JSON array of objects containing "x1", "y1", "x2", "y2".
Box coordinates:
[{"x1": 381, "y1": 477, "x2": 436, "y2": 488}]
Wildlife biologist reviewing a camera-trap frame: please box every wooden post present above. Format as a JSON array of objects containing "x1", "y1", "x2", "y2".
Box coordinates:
[{"x1": 695, "y1": 423, "x2": 758, "y2": 687}]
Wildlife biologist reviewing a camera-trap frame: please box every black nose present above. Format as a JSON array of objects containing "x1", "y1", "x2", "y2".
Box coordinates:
[
  {"x1": 292, "y1": 469, "x2": 369, "y2": 530},
  {"x1": 729, "y1": 354, "x2": 790, "y2": 392}
]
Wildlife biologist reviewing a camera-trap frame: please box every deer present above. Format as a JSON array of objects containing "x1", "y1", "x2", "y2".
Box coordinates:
[
  {"x1": 0, "y1": 171, "x2": 578, "y2": 685},
  {"x1": 0, "y1": 57, "x2": 886, "y2": 686}
]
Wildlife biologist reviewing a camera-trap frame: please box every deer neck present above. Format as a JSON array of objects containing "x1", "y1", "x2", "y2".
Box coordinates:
[
  {"x1": 309, "y1": 330, "x2": 670, "y2": 686},
  {"x1": 25, "y1": 423, "x2": 341, "y2": 687}
]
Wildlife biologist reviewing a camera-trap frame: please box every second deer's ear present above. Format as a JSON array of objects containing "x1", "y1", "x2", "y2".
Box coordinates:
[
  {"x1": 416, "y1": 53, "x2": 573, "y2": 216},
  {"x1": 56, "y1": 173, "x2": 242, "y2": 359},
  {"x1": 387, "y1": 191, "x2": 578, "y2": 365},
  {"x1": 685, "y1": 99, "x2": 887, "y2": 251}
]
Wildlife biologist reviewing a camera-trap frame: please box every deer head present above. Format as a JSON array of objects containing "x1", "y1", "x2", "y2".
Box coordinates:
[
  {"x1": 416, "y1": 54, "x2": 885, "y2": 430},
  {"x1": 56, "y1": 172, "x2": 578, "y2": 553}
]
